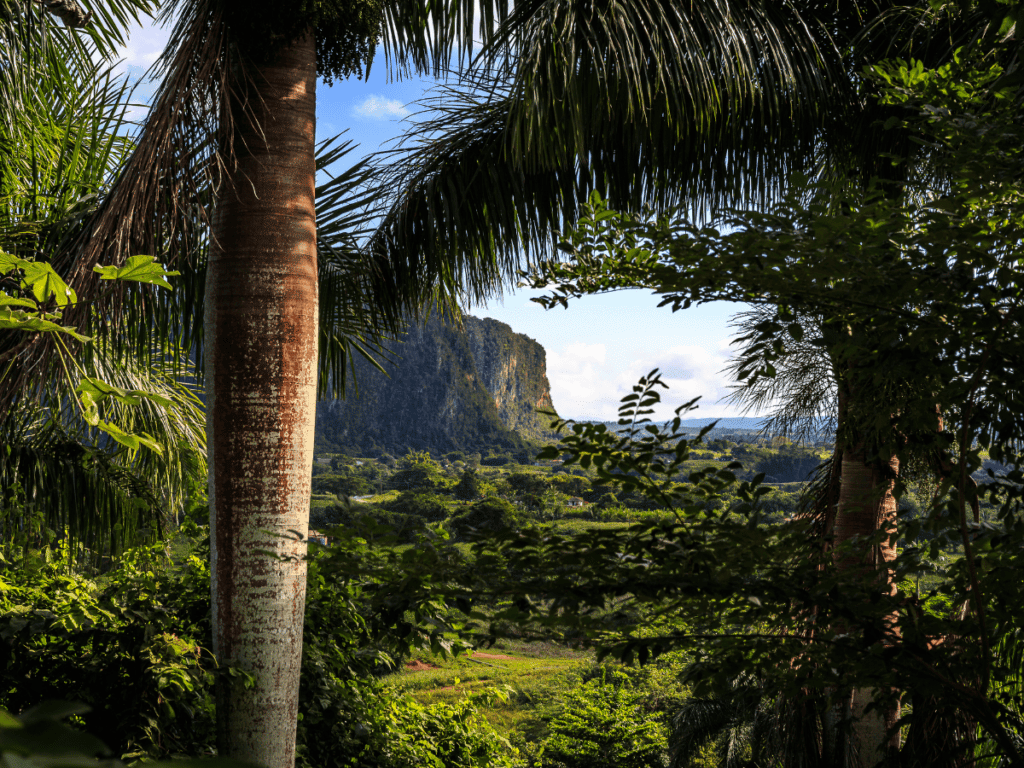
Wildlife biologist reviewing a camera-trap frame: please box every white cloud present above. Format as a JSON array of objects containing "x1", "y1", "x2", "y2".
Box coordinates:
[
  {"x1": 113, "y1": 21, "x2": 169, "y2": 71},
  {"x1": 616, "y1": 345, "x2": 736, "y2": 421},
  {"x1": 547, "y1": 342, "x2": 746, "y2": 423},
  {"x1": 547, "y1": 343, "x2": 616, "y2": 421},
  {"x1": 352, "y1": 96, "x2": 410, "y2": 120}
]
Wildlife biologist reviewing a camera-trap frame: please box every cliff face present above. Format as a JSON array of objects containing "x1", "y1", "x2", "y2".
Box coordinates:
[
  {"x1": 462, "y1": 316, "x2": 557, "y2": 441},
  {"x1": 315, "y1": 313, "x2": 558, "y2": 455}
]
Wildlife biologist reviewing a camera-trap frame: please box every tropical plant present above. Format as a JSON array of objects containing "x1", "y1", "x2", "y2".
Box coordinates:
[
  {"x1": 0, "y1": 0, "x2": 526, "y2": 761},
  {"x1": 514, "y1": 49, "x2": 1024, "y2": 765},
  {"x1": 541, "y1": 670, "x2": 668, "y2": 768},
  {"x1": 0, "y1": 4, "x2": 206, "y2": 563}
]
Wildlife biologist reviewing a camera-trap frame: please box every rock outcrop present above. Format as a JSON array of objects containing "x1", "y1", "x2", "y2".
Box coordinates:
[{"x1": 315, "y1": 313, "x2": 558, "y2": 456}]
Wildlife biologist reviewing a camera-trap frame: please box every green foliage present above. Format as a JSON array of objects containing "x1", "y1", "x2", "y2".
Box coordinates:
[
  {"x1": 388, "y1": 450, "x2": 444, "y2": 491},
  {"x1": 312, "y1": 472, "x2": 371, "y2": 497},
  {"x1": 385, "y1": 490, "x2": 450, "y2": 522},
  {"x1": 0, "y1": 520, "x2": 523, "y2": 768},
  {"x1": 387, "y1": 368, "x2": 1024, "y2": 764},
  {"x1": 498, "y1": 51, "x2": 1024, "y2": 765},
  {"x1": 540, "y1": 670, "x2": 667, "y2": 768},
  {"x1": 454, "y1": 468, "x2": 482, "y2": 500},
  {"x1": 0, "y1": 535, "x2": 216, "y2": 760},
  {"x1": 222, "y1": 0, "x2": 383, "y2": 81},
  {"x1": 449, "y1": 497, "x2": 520, "y2": 540},
  {"x1": 752, "y1": 447, "x2": 821, "y2": 484}
]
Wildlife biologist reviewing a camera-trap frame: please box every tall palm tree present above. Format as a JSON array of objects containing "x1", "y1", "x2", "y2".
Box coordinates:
[{"x1": 3, "y1": 1, "x2": 514, "y2": 765}]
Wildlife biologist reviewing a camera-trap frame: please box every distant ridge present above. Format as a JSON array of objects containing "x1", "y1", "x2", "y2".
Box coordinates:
[
  {"x1": 675, "y1": 417, "x2": 766, "y2": 431},
  {"x1": 584, "y1": 416, "x2": 766, "y2": 434}
]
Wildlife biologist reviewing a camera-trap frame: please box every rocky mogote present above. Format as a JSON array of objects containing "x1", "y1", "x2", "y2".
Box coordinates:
[{"x1": 315, "y1": 313, "x2": 558, "y2": 455}]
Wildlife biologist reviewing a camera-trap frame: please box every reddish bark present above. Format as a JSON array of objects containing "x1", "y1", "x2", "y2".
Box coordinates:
[{"x1": 205, "y1": 32, "x2": 318, "y2": 768}]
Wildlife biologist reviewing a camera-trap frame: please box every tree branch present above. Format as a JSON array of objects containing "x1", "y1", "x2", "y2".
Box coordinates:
[{"x1": 34, "y1": 0, "x2": 91, "y2": 28}]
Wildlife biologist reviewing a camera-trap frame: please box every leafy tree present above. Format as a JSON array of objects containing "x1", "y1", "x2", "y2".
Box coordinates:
[
  {"x1": 507, "y1": 472, "x2": 549, "y2": 497},
  {"x1": 514, "y1": 51, "x2": 1024, "y2": 765},
  {"x1": 449, "y1": 497, "x2": 519, "y2": 540},
  {"x1": 385, "y1": 490, "x2": 449, "y2": 523},
  {"x1": 454, "y1": 468, "x2": 482, "y2": 500},
  {"x1": 388, "y1": 450, "x2": 443, "y2": 490}
]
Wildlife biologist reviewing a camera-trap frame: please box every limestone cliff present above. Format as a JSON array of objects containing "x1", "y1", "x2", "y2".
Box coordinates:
[
  {"x1": 462, "y1": 316, "x2": 557, "y2": 441},
  {"x1": 315, "y1": 313, "x2": 558, "y2": 455}
]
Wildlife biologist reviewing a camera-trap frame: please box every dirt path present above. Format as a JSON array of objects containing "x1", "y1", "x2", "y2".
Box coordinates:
[{"x1": 405, "y1": 659, "x2": 438, "y2": 671}]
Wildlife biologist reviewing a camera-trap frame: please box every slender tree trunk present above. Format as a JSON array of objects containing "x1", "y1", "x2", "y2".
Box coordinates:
[
  {"x1": 205, "y1": 32, "x2": 317, "y2": 768},
  {"x1": 836, "y1": 427, "x2": 901, "y2": 768}
]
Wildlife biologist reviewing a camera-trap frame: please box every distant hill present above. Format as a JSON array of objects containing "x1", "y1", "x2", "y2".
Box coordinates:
[
  {"x1": 583, "y1": 417, "x2": 766, "y2": 435},
  {"x1": 315, "y1": 313, "x2": 559, "y2": 456},
  {"x1": 675, "y1": 417, "x2": 766, "y2": 432}
]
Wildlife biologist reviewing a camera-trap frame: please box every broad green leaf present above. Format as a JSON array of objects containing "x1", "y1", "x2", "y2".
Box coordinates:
[
  {"x1": 95, "y1": 420, "x2": 164, "y2": 455},
  {"x1": 0, "y1": 311, "x2": 91, "y2": 341},
  {"x1": 20, "y1": 262, "x2": 76, "y2": 307},
  {"x1": 0, "y1": 294, "x2": 37, "y2": 309},
  {"x1": 93, "y1": 255, "x2": 180, "y2": 290},
  {"x1": 78, "y1": 376, "x2": 175, "y2": 408},
  {"x1": 78, "y1": 391, "x2": 100, "y2": 427},
  {"x1": 0, "y1": 252, "x2": 28, "y2": 275}
]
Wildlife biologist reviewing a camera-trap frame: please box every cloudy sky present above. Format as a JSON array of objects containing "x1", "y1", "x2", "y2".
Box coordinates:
[{"x1": 112, "y1": 16, "x2": 755, "y2": 424}]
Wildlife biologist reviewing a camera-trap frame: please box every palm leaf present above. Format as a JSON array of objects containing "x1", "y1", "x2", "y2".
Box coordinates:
[
  {"x1": 365, "y1": 0, "x2": 856, "y2": 306},
  {"x1": 0, "y1": 340, "x2": 206, "y2": 564}
]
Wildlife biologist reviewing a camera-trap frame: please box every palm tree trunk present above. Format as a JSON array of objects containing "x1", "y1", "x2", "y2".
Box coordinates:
[
  {"x1": 836, "y1": 433, "x2": 901, "y2": 767},
  {"x1": 205, "y1": 32, "x2": 317, "y2": 768}
]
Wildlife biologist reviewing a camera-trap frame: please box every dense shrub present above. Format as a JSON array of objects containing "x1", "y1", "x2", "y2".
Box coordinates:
[
  {"x1": 449, "y1": 497, "x2": 520, "y2": 539},
  {"x1": 539, "y1": 670, "x2": 667, "y2": 768},
  {"x1": 384, "y1": 491, "x2": 450, "y2": 523},
  {"x1": 0, "y1": 531, "x2": 216, "y2": 760}
]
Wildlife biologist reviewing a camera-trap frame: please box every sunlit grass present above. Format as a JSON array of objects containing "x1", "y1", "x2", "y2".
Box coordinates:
[{"x1": 387, "y1": 641, "x2": 591, "y2": 733}]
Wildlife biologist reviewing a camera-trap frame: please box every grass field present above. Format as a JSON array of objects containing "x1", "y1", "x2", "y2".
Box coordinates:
[{"x1": 386, "y1": 639, "x2": 591, "y2": 733}]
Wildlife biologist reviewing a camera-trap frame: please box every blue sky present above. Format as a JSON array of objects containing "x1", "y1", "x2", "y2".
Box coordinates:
[{"x1": 115, "y1": 18, "x2": 754, "y2": 423}]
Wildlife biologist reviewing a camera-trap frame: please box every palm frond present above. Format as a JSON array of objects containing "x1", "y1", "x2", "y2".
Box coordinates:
[
  {"x1": 365, "y1": 0, "x2": 859, "y2": 306},
  {"x1": 379, "y1": 0, "x2": 510, "y2": 79},
  {"x1": 314, "y1": 134, "x2": 404, "y2": 398},
  {"x1": 669, "y1": 675, "x2": 765, "y2": 768},
  {"x1": 0, "y1": 341, "x2": 206, "y2": 564},
  {"x1": 723, "y1": 306, "x2": 839, "y2": 444},
  {"x1": 70, "y1": 0, "x2": 156, "y2": 59}
]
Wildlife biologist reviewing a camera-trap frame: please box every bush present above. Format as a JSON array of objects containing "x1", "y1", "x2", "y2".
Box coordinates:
[
  {"x1": 449, "y1": 497, "x2": 520, "y2": 539},
  {"x1": 540, "y1": 670, "x2": 667, "y2": 768},
  {"x1": 0, "y1": 535, "x2": 216, "y2": 760},
  {"x1": 384, "y1": 491, "x2": 450, "y2": 523}
]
